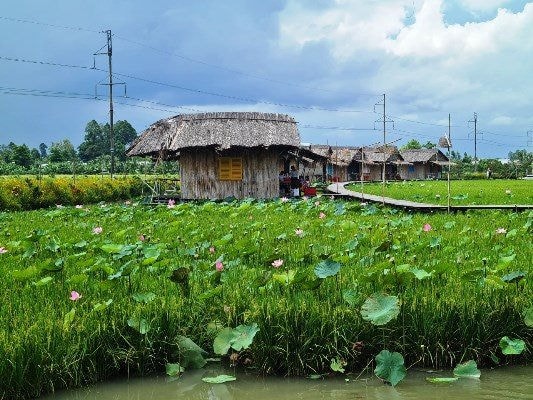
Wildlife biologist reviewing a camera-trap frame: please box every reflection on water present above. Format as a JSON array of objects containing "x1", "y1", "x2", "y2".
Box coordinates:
[{"x1": 44, "y1": 365, "x2": 533, "y2": 400}]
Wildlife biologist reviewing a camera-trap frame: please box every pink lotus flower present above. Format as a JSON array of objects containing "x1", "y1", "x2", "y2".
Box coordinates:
[
  {"x1": 168, "y1": 199, "x2": 176, "y2": 208},
  {"x1": 209, "y1": 246, "x2": 216, "y2": 254},
  {"x1": 319, "y1": 212, "x2": 326, "y2": 219},
  {"x1": 69, "y1": 291, "x2": 82, "y2": 301},
  {"x1": 281, "y1": 197, "x2": 289, "y2": 203},
  {"x1": 295, "y1": 228, "x2": 304, "y2": 237},
  {"x1": 0, "y1": 247, "x2": 7, "y2": 254},
  {"x1": 496, "y1": 227, "x2": 507, "y2": 234},
  {"x1": 92, "y1": 226, "x2": 103, "y2": 235},
  {"x1": 423, "y1": 223, "x2": 432, "y2": 232},
  {"x1": 139, "y1": 234, "x2": 146, "y2": 241},
  {"x1": 272, "y1": 259, "x2": 284, "y2": 268},
  {"x1": 75, "y1": 204, "x2": 83, "y2": 209},
  {"x1": 215, "y1": 260, "x2": 224, "y2": 272}
]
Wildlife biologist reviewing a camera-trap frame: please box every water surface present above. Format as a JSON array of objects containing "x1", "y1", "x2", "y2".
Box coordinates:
[{"x1": 44, "y1": 365, "x2": 533, "y2": 400}]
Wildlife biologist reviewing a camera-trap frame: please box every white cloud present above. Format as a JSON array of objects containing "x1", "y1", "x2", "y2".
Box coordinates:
[
  {"x1": 459, "y1": 0, "x2": 511, "y2": 13},
  {"x1": 490, "y1": 116, "x2": 514, "y2": 125}
]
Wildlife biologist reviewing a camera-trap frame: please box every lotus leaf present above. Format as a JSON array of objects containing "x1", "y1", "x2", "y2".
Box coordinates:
[
  {"x1": 499, "y1": 336, "x2": 525, "y2": 355},
  {"x1": 426, "y1": 377, "x2": 459, "y2": 383},
  {"x1": 165, "y1": 363, "x2": 184, "y2": 376},
  {"x1": 330, "y1": 357, "x2": 345, "y2": 373},
  {"x1": 201, "y1": 375, "x2": 236, "y2": 384},
  {"x1": 374, "y1": 350, "x2": 406, "y2": 387},
  {"x1": 524, "y1": 306, "x2": 533, "y2": 327},
  {"x1": 361, "y1": 293, "x2": 400, "y2": 326},
  {"x1": 176, "y1": 335, "x2": 208, "y2": 369},
  {"x1": 34, "y1": 276, "x2": 53, "y2": 286},
  {"x1": 92, "y1": 299, "x2": 113, "y2": 312},
  {"x1": 127, "y1": 317, "x2": 151, "y2": 335},
  {"x1": 411, "y1": 268, "x2": 432, "y2": 280},
  {"x1": 502, "y1": 271, "x2": 526, "y2": 283},
  {"x1": 132, "y1": 292, "x2": 156, "y2": 303},
  {"x1": 453, "y1": 360, "x2": 480, "y2": 378},
  {"x1": 63, "y1": 307, "x2": 75, "y2": 331},
  {"x1": 101, "y1": 244, "x2": 124, "y2": 254},
  {"x1": 214, "y1": 327, "x2": 239, "y2": 355},
  {"x1": 314, "y1": 259, "x2": 341, "y2": 279},
  {"x1": 213, "y1": 323, "x2": 259, "y2": 355},
  {"x1": 273, "y1": 270, "x2": 296, "y2": 286},
  {"x1": 342, "y1": 289, "x2": 360, "y2": 306}
]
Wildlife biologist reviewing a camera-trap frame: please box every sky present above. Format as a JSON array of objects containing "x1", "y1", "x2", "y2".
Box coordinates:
[{"x1": 1, "y1": 0, "x2": 532, "y2": 159}]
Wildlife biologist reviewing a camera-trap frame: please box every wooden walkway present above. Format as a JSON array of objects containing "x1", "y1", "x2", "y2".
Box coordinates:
[{"x1": 326, "y1": 182, "x2": 533, "y2": 212}]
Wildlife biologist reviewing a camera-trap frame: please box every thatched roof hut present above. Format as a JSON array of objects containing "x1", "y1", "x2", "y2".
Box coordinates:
[
  {"x1": 127, "y1": 112, "x2": 299, "y2": 157},
  {"x1": 127, "y1": 112, "x2": 301, "y2": 199},
  {"x1": 399, "y1": 148, "x2": 452, "y2": 179}
]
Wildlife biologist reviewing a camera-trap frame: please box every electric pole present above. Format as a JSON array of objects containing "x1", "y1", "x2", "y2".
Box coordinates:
[
  {"x1": 468, "y1": 112, "x2": 478, "y2": 172},
  {"x1": 94, "y1": 30, "x2": 123, "y2": 178},
  {"x1": 374, "y1": 94, "x2": 394, "y2": 204}
]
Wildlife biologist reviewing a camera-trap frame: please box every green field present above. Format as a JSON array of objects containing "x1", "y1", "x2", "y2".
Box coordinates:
[
  {"x1": 0, "y1": 199, "x2": 531, "y2": 398},
  {"x1": 346, "y1": 179, "x2": 533, "y2": 205}
]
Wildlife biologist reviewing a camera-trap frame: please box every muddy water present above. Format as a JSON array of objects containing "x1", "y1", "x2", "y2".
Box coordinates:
[{"x1": 45, "y1": 365, "x2": 532, "y2": 400}]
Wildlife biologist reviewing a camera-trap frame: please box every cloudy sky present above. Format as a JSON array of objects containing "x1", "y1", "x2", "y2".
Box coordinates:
[{"x1": 1, "y1": 0, "x2": 532, "y2": 158}]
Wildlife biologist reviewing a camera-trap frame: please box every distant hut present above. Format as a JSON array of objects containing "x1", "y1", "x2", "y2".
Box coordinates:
[
  {"x1": 304, "y1": 145, "x2": 361, "y2": 181},
  {"x1": 127, "y1": 112, "x2": 301, "y2": 199},
  {"x1": 399, "y1": 148, "x2": 452, "y2": 180},
  {"x1": 360, "y1": 146, "x2": 407, "y2": 181}
]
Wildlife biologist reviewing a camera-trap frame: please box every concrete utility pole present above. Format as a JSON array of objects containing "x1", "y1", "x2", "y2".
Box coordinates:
[
  {"x1": 94, "y1": 30, "x2": 117, "y2": 178},
  {"x1": 374, "y1": 94, "x2": 394, "y2": 205},
  {"x1": 468, "y1": 112, "x2": 478, "y2": 172}
]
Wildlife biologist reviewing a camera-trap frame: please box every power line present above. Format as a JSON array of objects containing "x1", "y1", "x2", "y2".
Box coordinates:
[
  {"x1": 388, "y1": 114, "x2": 463, "y2": 128},
  {"x1": 113, "y1": 34, "x2": 382, "y2": 98},
  {"x1": 0, "y1": 55, "x2": 376, "y2": 114},
  {"x1": 299, "y1": 124, "x2": 376, "y2": 131},
  {"x1": 0, "y1": 15, "x2": 99, "y2": 33}
]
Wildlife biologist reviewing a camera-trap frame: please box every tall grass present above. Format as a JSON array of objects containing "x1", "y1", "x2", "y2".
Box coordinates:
[{"x1": 0, "y1": 199, "x2": 531, "y2": 398}]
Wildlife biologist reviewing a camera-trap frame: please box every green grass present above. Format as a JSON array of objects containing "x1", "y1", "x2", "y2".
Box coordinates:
[
  {"x1": 0, "y1": 199, "x2": 531, "y2": 398},
  {"x1": 346, "y1": 179, "x2": 533, "y2": 205}
]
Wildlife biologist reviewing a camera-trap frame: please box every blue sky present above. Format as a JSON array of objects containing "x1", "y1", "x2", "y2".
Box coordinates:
[{"x1": 1, "y1": 0, "x2": 532, "y2": 158}]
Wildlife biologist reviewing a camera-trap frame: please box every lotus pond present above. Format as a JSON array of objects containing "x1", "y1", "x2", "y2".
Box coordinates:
[
  {"x1": 0, "y1": 198, "x2": 531, "y2": 399},
  {"x1": 346, "y1": 179, "x2": 533, "y2": 205}
]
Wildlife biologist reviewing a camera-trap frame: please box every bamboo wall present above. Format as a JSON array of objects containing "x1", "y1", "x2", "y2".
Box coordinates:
[{"x1": 180, "y1": 148, "x2": 281, "y2": 199}]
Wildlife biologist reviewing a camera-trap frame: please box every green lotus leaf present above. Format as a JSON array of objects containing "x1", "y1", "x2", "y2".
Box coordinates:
[
  {"x1": 213, "y1": 327, "x2": 239, "y2": 355},
  {"x1": 330, "y1": 357, "x2": 345, "y2": 373},
  {"x1": 374, "y1": 350, "x2": 406, "y2": 387},
  {"x1": 165, "y1": 363, "x2": 184, "y2": 376},
  {"x1": 502, "y1": 271, "x2": 526, "y2": 283},
  {"x1": 273, "y1": 270, "x2": 296, "y2": 286},
  {"x1": 524, "y1": 306, "x2": 533, "y2": 327},
  {"x1": 34, "y1": 276, "x2": 53, "y2": 286},
  {"x1": 426, "y1": 377, "x2": 459, "y2": 383},
  {"x1": 342, "y1": 289, "x2": 360, "y2": 306},
  {"x1": 499, "y1": 336, "x2": 526, "y2": 355},
  {"x1": 176, "y1": 335, "x2": 208, "y2": 369},
  {"x1": 453, "y1": 360, "x2": 480, "y2": 379},
  {"x1": 361, "y1": 293, "x2": 400, "y2": 326},
  {"x1": 101, "y1": 244, "x2": 124, "y2": 254},
  {"x1": 314, "y1": 259, "x2": 341, "y2": 279},
  {"x1": 127, "y1": 317, "x2": 151, "y2": 335},
  {"x1": 201, "y1": 375, "x2": 236, "y2": 384},
  {"x1": 232, "y1": 323, "x2": 260, "y2": 351},
  {"x1": 132, "y1": 292, "x2": 156, "y2": 303},
  {"x1": 63, "y1": 307, "x2": 76, "y2": 331},
  {"x1": 411, "y1": 268, "x2": 432, "y2": 280}
]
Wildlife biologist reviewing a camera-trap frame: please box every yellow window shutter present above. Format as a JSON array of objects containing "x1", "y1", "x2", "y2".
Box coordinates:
[{"x1": 219, "y1": 157, "x2": 242, "y2": 180}]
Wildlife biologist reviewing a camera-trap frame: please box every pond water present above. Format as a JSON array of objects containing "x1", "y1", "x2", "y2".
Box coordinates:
[{"x1": 44, "y1": 365, "x2": 532, "y2": 400}]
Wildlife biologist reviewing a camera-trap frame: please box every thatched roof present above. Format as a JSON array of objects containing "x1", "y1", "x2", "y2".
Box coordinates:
[
  {"x1": 362, "y1": 146, "x2": 403, "y2": 164},
  {"x1": 401, "y1": 148, "x2": 449, "y2": 163},
  {"x1": 304, "y1": 145, "x2": 361, "y2": 167},
  {"x1": 127, "y1": 112, "x2": 300, "y2": 157}
]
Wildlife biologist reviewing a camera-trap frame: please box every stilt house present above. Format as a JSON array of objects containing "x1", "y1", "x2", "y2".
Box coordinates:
[{"x1": 126, "y1": 112, "x2": 303, "y2": 200}]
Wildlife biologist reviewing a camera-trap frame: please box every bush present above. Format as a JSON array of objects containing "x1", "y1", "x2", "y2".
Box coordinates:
[{"x1": 0, "y1": 176, "x2": 143, "y2": 211}]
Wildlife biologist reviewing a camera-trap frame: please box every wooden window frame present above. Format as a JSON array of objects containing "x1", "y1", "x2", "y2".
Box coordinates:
[{"x1": 218, "y1": 157, "x2": 243, "y2": 181}]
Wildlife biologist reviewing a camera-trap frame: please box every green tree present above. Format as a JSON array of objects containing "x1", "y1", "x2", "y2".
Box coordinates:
[
  {"x1": 422, "y1": 141, "x2": 436, "y2": 149},
  {"x1": 400, "y1": 139, "x2": 422, "y2": 150},
  {"x1": 508, "y1": 149, "x2": 533, "y2": 176},
  {"x1": 12, "y1": 144, "x2": 32, "y2": 168},
  {"x1": 39, "y1": 143, "x2": 48, "y2": 158},
  {"x1": 49, "y1": 139, "x2": 77, "y2": 162},
  {"x1": 78, "y1": 120, "x2": 137, "y2": 162}
]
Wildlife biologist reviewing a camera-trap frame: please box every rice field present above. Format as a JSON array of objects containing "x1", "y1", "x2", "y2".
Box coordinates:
[
  {"x1": 0, "y1": 198, "x2": 531, "y2": 398},
  {"x1": 346, "y1": 179, "x2": 533, "y2": 205}
]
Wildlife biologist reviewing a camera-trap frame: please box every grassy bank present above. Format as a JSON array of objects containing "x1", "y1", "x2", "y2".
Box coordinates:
[
  {"x1": 0, "y1": 199, "x2": 531, "y2": 398},
  {"x1": 346, "y1": 179, "x2": 532, "y2": 205}
]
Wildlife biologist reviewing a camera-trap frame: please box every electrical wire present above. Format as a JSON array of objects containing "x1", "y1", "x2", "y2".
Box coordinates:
[{"x1": 0, "y1": 15, "x2": 100, "y2": 33}]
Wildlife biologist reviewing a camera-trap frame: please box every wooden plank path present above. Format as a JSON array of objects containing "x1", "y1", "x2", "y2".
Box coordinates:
[{"x1": 327, "y1": 182, "x2": 533, "y2": 212}]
